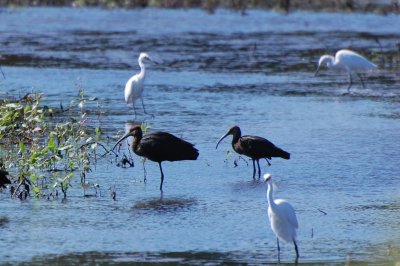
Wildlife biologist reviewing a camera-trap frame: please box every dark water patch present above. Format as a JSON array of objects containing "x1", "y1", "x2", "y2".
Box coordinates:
[
  {"x1": 0, "y1": 216, "x2": 10, "y2": 227},
  {"x1": 132, "y1": 197, "x2": 197, "y2": 214},
  {"x1": 350, "y1": 203, "x2": 400, "y2": 212},
  {"x1": 374, "y1": 112, "x2": 400, "y2": 120},
  {"x1": 230, "y1": 178, "x2": 265, "y2": 193},
  {"x1": 1, "y1": 20, "x2": 399, "y2": 74}
]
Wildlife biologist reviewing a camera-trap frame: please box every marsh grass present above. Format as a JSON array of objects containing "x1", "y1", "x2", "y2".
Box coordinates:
[{"x1": 0, "y1": 88, "x2": 110, "y2": 199}]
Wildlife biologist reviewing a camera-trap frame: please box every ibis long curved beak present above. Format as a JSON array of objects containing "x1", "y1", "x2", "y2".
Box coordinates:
[
  {"x1": 314, "y1": 66, "x2": 320, "y2": 77},
  {"x1": 112, "y1": 131, "x2": 134, "y2": 151},
  {"x1": 216, "y1": 131, "x2": 230, "y2": 149}
]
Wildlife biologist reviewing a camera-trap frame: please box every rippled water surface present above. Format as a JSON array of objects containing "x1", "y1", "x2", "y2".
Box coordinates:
[{"x1": 0, "y1": 7, "x2": 400, "y2": 265}]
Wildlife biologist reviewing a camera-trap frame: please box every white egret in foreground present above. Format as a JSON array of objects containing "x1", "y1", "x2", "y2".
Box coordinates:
[
  {"x1": 264, "y1": 173, "x2": 299, "y2": 263},
  {"x1": 315, "y1": 49, "x2": 377, "y2": 93},
  {"x1": 125, "y1": 52, "x2": 156, "y2": 117}
]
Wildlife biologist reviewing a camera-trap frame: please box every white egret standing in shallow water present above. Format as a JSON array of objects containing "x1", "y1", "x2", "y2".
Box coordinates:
[
  {"x1": 125, "y1": 52, "x2": 156, "y2": 117},
  {"x1": 315, "y1": 49, "x2": 377, "y2": 93},
  {"x1": 264, "y1": 173, "x2": 299, "y2": 263}
]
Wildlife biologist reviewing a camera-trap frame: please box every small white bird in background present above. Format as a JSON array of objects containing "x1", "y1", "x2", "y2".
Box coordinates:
[
  {"x1": 264, "y1": 173, "x2": 299, "y2": 263},
  {"x1": 315, "y1": 49, "x2": 377, "y2": 93},
  {"x1": 125, "y1": 52, "x2": 157, "y2": 118}
]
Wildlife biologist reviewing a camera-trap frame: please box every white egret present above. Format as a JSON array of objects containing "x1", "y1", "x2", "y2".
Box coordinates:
[
  {"x1": 125, "y1": 52, "x2": 156, "y2": 117},
  {"x1": 264, "y1": 173, "x2": 299, "y2": 263},
  {"x1": 315, "y1": 49, "x2": 377, "y2": 93}
]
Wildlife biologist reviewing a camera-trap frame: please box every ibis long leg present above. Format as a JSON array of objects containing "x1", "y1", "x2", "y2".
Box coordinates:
[
  {"x1": 158, "y1": 162, "x2": 164, "y2": 191},
  {"x1": 256, "y1": 159, "x2": 261, "y2": 179},
  {"x1": 252, "y1": 160, "x2": 256, "y2": 180}
]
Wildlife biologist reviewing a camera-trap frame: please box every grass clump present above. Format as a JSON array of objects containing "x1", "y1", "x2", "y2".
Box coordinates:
[{"x1": 0, "y1": 90, "x2": 108, "y2": 199}]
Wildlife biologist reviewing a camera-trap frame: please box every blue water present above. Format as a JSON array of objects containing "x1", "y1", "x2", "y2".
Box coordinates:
[{"x1": 0, "y1": 7, "x2": 400, "y2": 265}]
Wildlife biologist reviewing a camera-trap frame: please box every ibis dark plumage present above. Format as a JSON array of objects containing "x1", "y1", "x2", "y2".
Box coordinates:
[
  {"x1": 216, "y1": 125, "x2": 290, "y2": 179},
  {"x1": 113, "y1": 125, "x2": 199, "y2": 191},
  {"x1": 0, "y1": 170, "x2": 11, "y2": 189}
]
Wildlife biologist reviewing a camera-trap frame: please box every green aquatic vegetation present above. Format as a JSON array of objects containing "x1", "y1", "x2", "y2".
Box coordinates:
[{"x1": 0, "y1": 91, "x2": 108, "y2": 199}]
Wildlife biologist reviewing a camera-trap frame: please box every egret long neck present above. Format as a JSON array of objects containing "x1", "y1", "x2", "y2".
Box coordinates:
[
  {"x1": 138, "y1": 59, "x2": 146, "y2": 78},
  {"x1": 267, "y1": 182, "x2": 277, "y2": 209},
  {"x1": 326, "y1": 56, "x2": 336, "y2": 68}
]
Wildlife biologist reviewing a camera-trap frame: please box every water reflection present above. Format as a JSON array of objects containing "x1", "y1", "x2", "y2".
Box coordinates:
[{"x1": 132, "y1": 196, "x2": 197, "y2": 214}]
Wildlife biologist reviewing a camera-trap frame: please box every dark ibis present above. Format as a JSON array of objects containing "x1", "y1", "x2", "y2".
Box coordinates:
[
  {"x1": 113, "y1": 125, "x2": 199, "y2": 191},
  {"x1": 0, "y1": 170, "x2": 11, "y2": 189},
  {"x1": 216, "y1": 125, "x2": 290, "y2": 179}
]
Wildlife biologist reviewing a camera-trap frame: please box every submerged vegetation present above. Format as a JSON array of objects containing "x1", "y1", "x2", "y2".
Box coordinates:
[{"x1": 0, "y1": 88, "x2": 111, "y2": 199}]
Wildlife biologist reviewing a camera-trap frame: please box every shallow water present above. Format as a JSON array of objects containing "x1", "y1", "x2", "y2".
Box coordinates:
[{"x1": 0, "y1": 7, "x2": 400, "y2": 265}]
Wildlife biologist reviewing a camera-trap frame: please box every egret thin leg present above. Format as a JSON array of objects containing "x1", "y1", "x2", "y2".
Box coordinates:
[
  {"x1": 256, "y1": 159, "x2": 261, "y2": 179},
  {"x1": 294, "y1": 240, "x2": 299, "y2": 262},
  {"x1": 347, "y1": 72, "x2": 353, "y2": 93},
  {"x1": 0, "y1": 66, "x2": 5, "y2": 79},
  {"x1": 357, "y1": 73, "x2": 366, "y2": 88},
  {"x1": 132, "y1": 103, "x2": 137, "y2": 119},
  {"x1": 141, "y1": 97, "x2": 154, "y2": 118},
  {"x1": 252, "y1": 160, "x2": 256, "y2": 180},
  {"x1": 277, "y1": 238, "x2": 281, "y2": 263},
  {"x1": 158, "y1": 162, "x2": 164, "y2": 191}
]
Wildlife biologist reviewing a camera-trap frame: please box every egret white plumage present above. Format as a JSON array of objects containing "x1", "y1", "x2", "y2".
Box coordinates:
[
  {"x1": 125, "y1": 52, "x2": 156, "y2": 117},
  {"x1": 315, "y1": 49, "x2": 377, "y2": 93},
  {"x1": 264, "y1": 173, "x2": 299, "y2": 263}
]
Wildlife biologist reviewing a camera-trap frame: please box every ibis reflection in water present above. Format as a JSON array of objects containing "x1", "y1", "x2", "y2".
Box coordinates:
[
  {"x1": 125, "y1": 52, "x2": 157, "y2": 117},
  {"x1": 315, "y1": 49, "x2": 377, "y2": 93},
  {"x1": 216, "y1": 125, "x2": 290, "y2": 179},
  {"x1": 113, "y1": 125, "x2": 199, "y2": 191}
]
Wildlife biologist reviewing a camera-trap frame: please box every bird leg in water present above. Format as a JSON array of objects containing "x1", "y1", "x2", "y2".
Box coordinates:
[
  {"x1": 357, "y1": 73, "x2": 366, "y2": 88},
  {"x1": 277, "y1": 238, "x2": 281, "y2": 263},
  {"x1": 0, "y1": 66, "x2": 5, "y2": 79},
  {"x1": 294, "y1": 240, "x2": 299, "y2": 262},
  {"x1": 347, "y1": 72, "x2": 353, "y2": 93},
  {"x1": 141, "y1": 97, "x2": 154, "y2": 118},
  {"x1": 256, "y1": 159, "x2": 261, "y2": 179},
  {"x1": 158, "y1": 162, "x2": 164, "y2": 191},
  {"x1": 252, "y1": 160, "x2": 256, "y2": 180},
  {"x1": 142, "y1": 159, "x2": 147, "y2": 183},
  {"x1": 131, "y1": 103, "x2": 137, "y2": 119}
]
